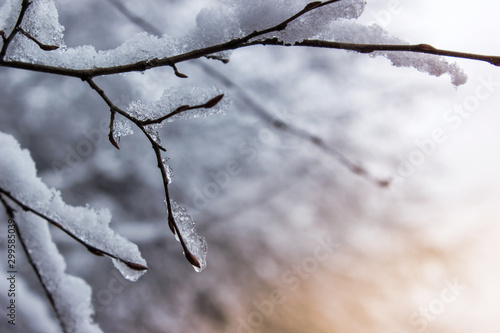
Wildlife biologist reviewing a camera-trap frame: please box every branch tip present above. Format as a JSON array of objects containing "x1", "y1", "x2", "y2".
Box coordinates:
[
  {"x1": 108, "y1": 133, "x2": 120, "y2": 149},
  {"x1": 203, "y1": 94, "x2": 224, "y2": 108},
  {"x1": 175, "y1": 71, "x2": 188, "y2": 78},
  {"x1": 125, "y1": 262, "x2": 148, "y2": 271},
  {"x1": 185, "y1": 251, "x2": 201, "y2": 268}
]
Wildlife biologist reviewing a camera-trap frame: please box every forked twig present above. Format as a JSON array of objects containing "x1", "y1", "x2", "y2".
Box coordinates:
[{"x1": 85, "y1": 78, "x2": 224, "y2": 269}]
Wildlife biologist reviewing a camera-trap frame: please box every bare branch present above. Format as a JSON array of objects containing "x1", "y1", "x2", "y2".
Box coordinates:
[{"x1": 84, "y1": 78, "x2": 203, "y2": 269}]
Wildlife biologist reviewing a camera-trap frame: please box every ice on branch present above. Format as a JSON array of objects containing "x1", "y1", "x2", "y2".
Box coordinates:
[
  {"x1": 113, "y1": 119, "x2": 134, "y2": 140},
  {"x1": 162, "y1": 157, "x2": 174, "y2": 184},
  {"x1": 169, "y1": 201, "x2": 208, "y2": 272},
  {"x1": 128, "y1": 86, "x2": 230, "y2": 124},
  {"x1": 16, "y1": 212, "x2": 103, "y2": 333},
  {"x1": 0, "y1": 131, "x2": 147, "y2": 281}
]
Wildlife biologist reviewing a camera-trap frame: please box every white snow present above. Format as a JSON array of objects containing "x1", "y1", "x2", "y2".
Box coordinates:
[{"x1": 0, "y1": 131, "x2": 147, "y2": 281}]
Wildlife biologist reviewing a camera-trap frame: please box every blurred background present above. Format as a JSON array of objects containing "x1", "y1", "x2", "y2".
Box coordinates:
[{"x1": 1, "y1": 0, "x2": 500, "y2": 332}]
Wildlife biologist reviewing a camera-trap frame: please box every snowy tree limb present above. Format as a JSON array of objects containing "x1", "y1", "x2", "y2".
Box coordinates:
[
  {"x1": 0, "y1": 187, "x2": 148, "y2": 272},
  {"x1": 1, "y1": 0, "x2": 499, "y2": 78}
]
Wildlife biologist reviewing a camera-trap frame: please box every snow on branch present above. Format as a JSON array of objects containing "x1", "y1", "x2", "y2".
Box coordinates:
[
  {"x1": 0, "y1": 132, "x2": 148, "y2": 281},
  {"x1": 0, "y1": 0, "x2": 498, "y2": 83}
]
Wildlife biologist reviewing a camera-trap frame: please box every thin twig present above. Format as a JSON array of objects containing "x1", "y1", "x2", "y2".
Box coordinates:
[
  {"x1": 142, "y1": 94, "x2": 224, "y2": 125},
  {"x1": 244, "y1": 38, "x2": 500, "y2": 67},
  {"x1": 18, "y1": 27, "x2": 59, "y2": 51}
]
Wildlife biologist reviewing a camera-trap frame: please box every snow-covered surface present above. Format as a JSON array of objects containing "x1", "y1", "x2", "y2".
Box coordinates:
[{"x1": 0, "y1": 131, "x2": 147, "y2": 281}]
